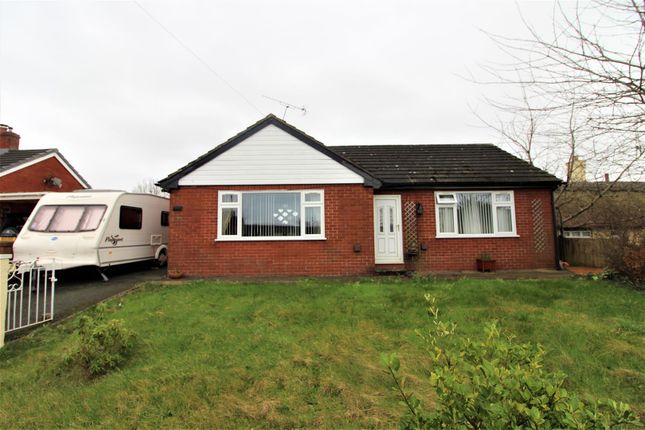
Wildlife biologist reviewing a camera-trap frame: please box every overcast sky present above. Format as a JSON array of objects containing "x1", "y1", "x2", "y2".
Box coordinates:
[{"x1": 0, "y1": 0, "x2": 562, "y2": 190}]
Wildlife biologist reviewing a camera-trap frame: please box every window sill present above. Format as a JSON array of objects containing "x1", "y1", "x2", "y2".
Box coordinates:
[
  {"x1": 215, "y1": 236, "x2": 327, "y2": 242},
  {"x1": 435, "y1": 234, "x2": 520, "y2": 239}
]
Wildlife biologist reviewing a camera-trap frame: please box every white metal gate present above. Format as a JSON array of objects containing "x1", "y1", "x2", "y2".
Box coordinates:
[{"x1": 4, "y1": 262, "x2": 56, "y2": 333}]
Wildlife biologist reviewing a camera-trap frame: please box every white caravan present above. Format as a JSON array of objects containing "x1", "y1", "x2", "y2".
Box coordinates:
[{"x1": 13, "y1": 190, "x2": 169, "y2": 272}]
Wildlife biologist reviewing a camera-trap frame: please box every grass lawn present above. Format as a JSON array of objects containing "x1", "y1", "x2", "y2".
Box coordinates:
[{"x1": 0, "y1": 277, "x2": 643, "y2": 428}]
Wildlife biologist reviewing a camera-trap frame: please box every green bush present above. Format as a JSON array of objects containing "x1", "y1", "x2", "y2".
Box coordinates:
[
  {"x1": 66, "y1": 306, "x2": 136, "y2": 378},
  {"x1": 605, "y1": 233, "x2": 644, "y2": 289},
  {"x1": 382, "y1": 295, "x2": 641, "y2": 429}
]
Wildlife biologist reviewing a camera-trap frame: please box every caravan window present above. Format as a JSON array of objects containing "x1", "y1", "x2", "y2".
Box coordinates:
[
  {"x1": 78, "y1": 206, "x2": 107, "y2": 231},
  {"x1": 29, "y1": 205, "x2": 107, "y2": 233},
  {"x1": 161, "y1": 211, "x2": 169, "y2": 226},
  {"x1": 119, "y1": 206, "x2": 142, "y2": 230},
  {"x1": 48, "y1": 207, "x2": 86, "y2": 232},
  {"x1": 29, "y1": 206, "x2": 57, "y2": 231}
]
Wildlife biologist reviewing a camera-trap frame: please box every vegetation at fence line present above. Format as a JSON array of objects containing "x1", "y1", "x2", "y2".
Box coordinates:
[
  {"x1": 0, "y1": 277, "x2": 642, "y2": 428},
  {"x1": 382, "y1": 295, "x2": 640, "y2": 429},
  {"x1": 606, "y1": 235, "x2": 645, "y2": 290},
  {"x1": 63, "y1": 304, "x2": 137, "y2": 378}
]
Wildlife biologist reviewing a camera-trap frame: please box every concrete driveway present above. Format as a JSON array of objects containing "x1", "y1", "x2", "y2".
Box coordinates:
[
  {"x1": 6, "y1": 262, "x2": 165, "y2": 340},
  {"x1": 53, "y1": 262, "x2": 166, "y2": 318}
]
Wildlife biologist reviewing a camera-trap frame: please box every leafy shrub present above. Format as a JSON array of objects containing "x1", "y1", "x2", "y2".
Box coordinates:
[
  {"x1": 606, "y1": 234, "x2": 644, "y2": 289},
  {"x1": 382, "y1": 295, "x2": 640, "y2": 429},
  {"x1": 590, "y1": 268, "x2": 617, "y2": 281},
  {"x1": 66, "y1": 305, "x2": 136, "y2": 378},
  {"x1": 620, "y1": 246, "x2": 644, "y2": 288}
]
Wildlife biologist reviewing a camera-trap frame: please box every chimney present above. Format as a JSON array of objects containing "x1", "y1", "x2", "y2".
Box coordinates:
[
  {"x1": 566, "y1": 156, "x2": 586, "y2": 182},
  {"x1": 604, "y1": 173, "x2": 610, "y2": 182},
  {"x1": 0, "y1": 124, "x2": 20, "y2": 151}
]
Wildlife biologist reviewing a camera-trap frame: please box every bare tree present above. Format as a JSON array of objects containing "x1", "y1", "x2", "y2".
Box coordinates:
[
  {"x1": 477, "y1": 0, "x2": 645, "y2": 227},
  {"x1": 473, "y1": 84, "x2": 555, "y2": 169},
  {"x1": 132, "y1": 178, "x2": 169, "y2": 198}
]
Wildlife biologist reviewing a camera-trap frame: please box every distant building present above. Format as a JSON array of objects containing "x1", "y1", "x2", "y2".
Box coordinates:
[
  {"x1": 557, "y1": 179, "x2": 644, "y2": 268},
  {"x1": 558, "y1": 181, "x2": 645, "y2": 239},
  {"x1": 566, "y1": 156, "x2": 587, "y2": 182}
]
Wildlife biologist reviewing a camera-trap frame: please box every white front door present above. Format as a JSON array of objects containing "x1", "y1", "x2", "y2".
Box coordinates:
[{"x1": 374, "y1": 195, "x2": 403, "y2": 264}]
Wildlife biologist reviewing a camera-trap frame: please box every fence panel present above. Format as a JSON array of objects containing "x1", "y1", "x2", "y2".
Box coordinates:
[{"x1": 562, "y1": 238, "x2": 615, "y2": 267}]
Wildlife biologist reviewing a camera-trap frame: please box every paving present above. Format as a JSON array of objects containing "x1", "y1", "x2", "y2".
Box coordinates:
[
  {"x1": 565, "y1": 266, "x2": 604, "y2": 276},
  {"x1": 6, "y1": 262, "x2": 166, "y2": 340}
]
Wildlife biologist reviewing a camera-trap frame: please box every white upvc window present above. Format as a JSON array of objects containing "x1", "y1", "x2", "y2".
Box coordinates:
[
  {"x1": 435, "y1": 191, "x2": 517, "y2": 238},
  {"x1": 217, "y1": 190, "x2": 325, "y2": 241},
  {"x1": 563, "y1": 230, "x2": 592, "y2": 239}
]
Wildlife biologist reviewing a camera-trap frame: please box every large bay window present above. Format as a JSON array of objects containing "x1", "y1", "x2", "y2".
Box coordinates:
[
  {"x1": 435, "y1": 191, "x2": 517, "y2": 237},
  {"x1": 217, "y1": 190, "x2": 325, "y2": 240}
]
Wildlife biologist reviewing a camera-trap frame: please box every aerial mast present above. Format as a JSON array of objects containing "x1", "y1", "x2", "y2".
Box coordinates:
[{"x1": 262, "y1": 95, "x2": 307, "y2": 120}]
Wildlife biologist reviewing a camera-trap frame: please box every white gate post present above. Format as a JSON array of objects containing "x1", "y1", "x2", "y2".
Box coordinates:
[{"x1": 0, "y1": 257, "x2": 9, "y2": 348}]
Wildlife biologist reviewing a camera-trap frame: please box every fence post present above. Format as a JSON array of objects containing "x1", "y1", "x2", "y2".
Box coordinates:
[{"x1": 0, "y1": 257, "x2": 9, "y2": 348}]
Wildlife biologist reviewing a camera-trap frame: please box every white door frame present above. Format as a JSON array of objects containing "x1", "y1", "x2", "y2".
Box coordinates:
[{"x1": 373, "y1": 195, "x2": 404, "y2": 264}]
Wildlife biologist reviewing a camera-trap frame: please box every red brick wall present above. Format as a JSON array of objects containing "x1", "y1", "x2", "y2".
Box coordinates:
[
  {"x1": 389, "y1": 188, "x2": 557, "y2": 271},
  {"x1": 0, "y1": 156, "x2": 86, "y2": 193},
  {"x1": 169, "y1": 185, "x2": 556, "y2": 277},
  {"x1": 168, "y1": 184, "x2": 375, "y2": 277}
]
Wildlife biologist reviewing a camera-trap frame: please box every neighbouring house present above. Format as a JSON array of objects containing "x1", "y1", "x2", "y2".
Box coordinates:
[
  {"x1": 557, "y1": 181, "x2": 645, "y2": 239},
  {"x1": 158, "y1": 114, "x2": 561, "y2": 277},
  {"x1": 557, "y1": 181, "x2": 645, "y2": 267},
  {"x1": 0, "y1": 124, "x2": 90, "y2": 254}
]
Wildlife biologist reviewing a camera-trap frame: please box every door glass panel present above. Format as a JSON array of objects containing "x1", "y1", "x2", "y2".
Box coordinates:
[
  {"x1": 389, "y1": 207, "x2": 394, "y2": 233},
  {"x1": 378, "y1": 207, "x2": 384, "y2": 233}
]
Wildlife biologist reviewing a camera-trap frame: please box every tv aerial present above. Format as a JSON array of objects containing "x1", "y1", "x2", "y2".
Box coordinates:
[{"x1": 262, "y1": 95, "x2": 307, "y2": 120}]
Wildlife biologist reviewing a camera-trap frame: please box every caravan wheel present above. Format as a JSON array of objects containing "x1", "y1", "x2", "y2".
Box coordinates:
[{"x1": 155, "y1": 249, "x2": 168, "y2": 268}]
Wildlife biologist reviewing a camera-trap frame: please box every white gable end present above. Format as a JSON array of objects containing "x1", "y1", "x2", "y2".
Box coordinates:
[{"x1": 178, "y1": 125, "x2": 364, "y2": 186}]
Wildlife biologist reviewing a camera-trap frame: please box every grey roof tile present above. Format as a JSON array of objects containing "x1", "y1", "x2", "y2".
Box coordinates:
[
  {"x1": 329, "y1": 144, "x2": 561, "y2": 187},
  {"x1": 158, "y1": 115, "x2": 562, "y2": 190},
  {"x1": 0, "y1": 148, "x2": 90, "y2": 188},
  {"x1": 0, "y1": 149, "x2": 55, "y2": 173}
]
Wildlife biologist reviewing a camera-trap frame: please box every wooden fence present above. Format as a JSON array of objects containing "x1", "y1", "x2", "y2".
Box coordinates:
[{"x1": 562, "y1": 238, "x2": 615, "y2": 267}]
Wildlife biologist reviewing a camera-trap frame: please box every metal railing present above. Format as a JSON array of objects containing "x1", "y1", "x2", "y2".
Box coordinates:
[{"x1": 3, "y1": 260, "x2": 56, "y2": 334}]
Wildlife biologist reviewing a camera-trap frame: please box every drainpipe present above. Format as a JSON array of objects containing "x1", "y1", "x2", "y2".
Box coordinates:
[{"x1": 551, "y1": 191, "x2": 562, "y2": 270}]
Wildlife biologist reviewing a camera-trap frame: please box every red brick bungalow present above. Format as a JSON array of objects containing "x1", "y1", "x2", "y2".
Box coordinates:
[
  {"x1": 158, "y1": 115, "x2": 561, "y2": 277},
  {"x1": 0, "y1": 125, "x2": 90, "y2": 247}
]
